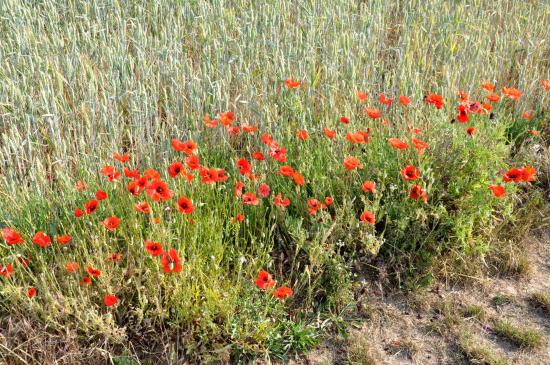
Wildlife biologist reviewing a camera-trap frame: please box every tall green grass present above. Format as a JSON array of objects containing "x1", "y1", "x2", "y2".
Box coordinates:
[{"x1": 0, "y1": 0, "x2": 548, "y2": 363}]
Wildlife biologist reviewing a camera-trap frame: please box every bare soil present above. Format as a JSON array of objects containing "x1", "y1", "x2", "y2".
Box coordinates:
[{"x1": 289, "y1": 232, "x2": 550, "y2": 365}]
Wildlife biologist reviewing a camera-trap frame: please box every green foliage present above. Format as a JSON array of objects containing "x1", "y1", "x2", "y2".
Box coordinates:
[
  {"x1": 0, "y1": 0, "x2": 548, "y2": 362},
  {"x1": 494, "y1": 320, "x2": 544, "y2": 349}
]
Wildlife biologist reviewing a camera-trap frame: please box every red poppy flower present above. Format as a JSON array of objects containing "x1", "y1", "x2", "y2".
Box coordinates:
[
  {"x1": 99, "y1": 165, "x2": 120, "y2": 181},
  {"x1": 401, "y1": 165, "x2": 420, "y2": 181},
  {"x1": 143, "y1": 169, "x2": 160, "y2": 179},
  {"x1": 522, "y1": 111, "x2": 533, "y2": 121},
  {"x1": 127, "y1": 180, "x2": 141, "y2": 196},
  {"x1": 296, "y1": 129, "x2": 308, "y2": 140},
  {"x1": 307, "y1": 198, "x2": 323, "y2": 216},
  {"x1": 482, "y1": 82, "x2": 495, "y2": 92},
  {"x1": 285, "y1": 78, "x2": 301, "y2": 89},
  {"x1": 356, "y1": 91, "x2": 368, "y2": 102},
  {"x1": 87, "y1": 265, "x2": 101, "y2": 277},
  {"x1": 242, "y1": 122, "x2": 258, "y2": 133},
  {"x1": 466, "y1": 127, "x2": 476, "y2": 135},
  {"x1": 134, "y1": 201, "x2": 151, "y2": 214},
  {"x1": 0, "y1": 263, "x2": 13, "y2": 278},
  {"x1": 340, "y1": 116, "x2": 350, "y2": 124},
  {"x1": 66, "y1": 261, "x2": 79, "y2": 273},
  {"x1": 161, "y1": 249, "x2": 183, "y2": 273},
  {"x1": 17, "y1": 257, "x2": 30, "y2": 267},
  {"x1": 521, "y1": 166, "x2": 537, "y2": 182},
  {"x1": 323, "y1": 128, "x2": 336, "y2": 139},
  {"x1": 234, "y1": 213, "x2": 245, "y2": 223},
  {"x1": 113, "y1": 153, "x2": 130, "y2": 163},
  {"x1": 270, "y1": 144, "x2": 288, "y2": 162},
  {"x1": 255, "y1": 271, "x2": 276, "y2": 290},
  {"x1": 278, "y1": 165, "x2": 295, "y2": 177},
  {"x1": 502, "y1": 168, "x2": 523, "y2": 182},
  {"x1": 362, "y1": 181, "x2": 376, "y2": 194},
  {"x1": 94, "y1": 190, "x2": 107, "y2": 201},
  {"x1": 261, "y1": 133, "x2": 274, "y2": 145},
  {"x1": 84, "y1": 199, "x2": 99, "y2": 215},
  {"x1": 56, "y1": 235, "x2": 72, "y2": 245},
  {"x1": 124, "y1": 168, "x2": 140, "y2": 179},
  {"x1": 424, "y1": 93, "x2": 444, "y2": 109},
  {"x1": 242, "y1": 192, "x2": 259, "y2": 206},
  {"x1": 274, "y1": 193, "x2": 291, "y2": 208},
  {"x1": 101, "y1": 216, "x2": 120, "y2": 231},
  {"x1": 307, "y1": 198, "x2": 322, "y2": 210},
  {"x1": 485, "y1": 93, "x2": 500, "y2": 103},
  {"x1": 104, "y1": 294, "x2": 118, "y2": 307},
  {"x1": 379, "y1": 93, "x2": 393, "y2": 106},
  {"x1": 365, "y1": 107, "x2": 381, "y2": 119},
  {"x1": 80, "y1": 276, "x2": 92, "y2": 286},
  {"x1": 172, "y1": 139, "x2": 198, "y2": 155},
  {"x1": 399, "y1": 96, "x2": 411, "y2": 106},
  {"x1": 218, "y1": 111, "x2": 234, "y2": 126},
  {"x1": 292, "y1": 171, "x2": 305, "y2": 186},
  {"x1": 258, "y1": 183, "x2": 271, "y2": 198},
  {"x1": 360, "y1": 210, "x2": 376, "y2": 225},
  {"x1": 343, "y1": 156, "x2": 360, "y2": 171},
  {"x1": 457, "y1": 105, "x2": 469, "y2": 123},
  {"x1": 1, "y1": 228, "x2": 24, "y2": 245},
  {"x1": 146, "y1": 179, "x2": 172, "y2": 201},
  {"x1": 199, "y1": 167, "x2": 215, "y2": 184},
  {"x1": 252, "y1": 152, "x2": 265, "y2": 161},
  {"x1": 33, "y1": 231, "x2": 51, "y2": 248},
  {"x1": 138, "y1": 175, "x2": 151, "y2": 187},
  {"x1": 409, "y1": 185, "x2": 428, "y2": 203},
  {"x1": 176, "y1": 196, "x2": 195, "y2": 214},
  {"x1": 199, "y1": 167, "x2": 228, "y2": 184},
  {"x1": 74, "y1": 208, "x2": 84, "y2": 218},
  {"x1": 388, "y1": 138, "x2": 409, "y2": 150},
  {"x1": 489, "y1": 184, "x2": 506, "y2": 198},
  {"x1": 182, "y1": 155, "x2": 199, "y2": 171},
  {"x1": 325, "y1": 197, "x2": 333, "y2": 206},
  {"x1": 203, "y1": 114, "x2": 218, "y2": 128},
  {"x1": 108, "y1": 253, "x2": 122, "y2": 262},
  {"x1": 411, "y1": 138, "x2": 429, "y2": 155},
  {"x1": 237, "y1": 159, "x2": 252, "y2": 175},
  {"x1": 273, "y1": 285, "x2": 293, "y2": 299},
  {"x1": 168, "y1": 162, "x2": 185, "y2": 178},
  {"x1": 27, "y1": 287, "x2": 36, "y2": 299},
  {"x1": 502, "y1": 87, "x2": 522, "y2": 100},
  {"x1": 145, "y1": 240, "x2": 163, "y2": 256},
  {"x1": 227, "y1": 125, "x2": 240, "y2": 136},
  {"x1": 346, "y1": 131, "x2": 369, "y2": 144},
  {"x1": 230, "y1": 181, "x2": 243, "y2": 199}
]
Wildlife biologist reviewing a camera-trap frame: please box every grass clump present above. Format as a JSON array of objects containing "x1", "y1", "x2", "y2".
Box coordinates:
[
  {"x1": 346, "y1": 333, "x2": 377, "y2": 365},
  {"x1": 494, "y1": 320, "x2": 543, "y2": 349},
  {"x1": 530, "y1": 292, "x2": 550, "y2": 314},
  {"x1": 462, "y1": 304, "x2": 487, "y2": 322},
  {"x1": 457, "y1": 331, "x2": 508, "y2": 365},
  {"x1": 492, "y1": 294, "x2": 512, "y2": 307}
]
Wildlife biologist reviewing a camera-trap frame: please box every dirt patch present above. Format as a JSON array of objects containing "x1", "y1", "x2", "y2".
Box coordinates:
[{"x1": 291, "y1": 232, "x2": 550, "y2": 365}]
